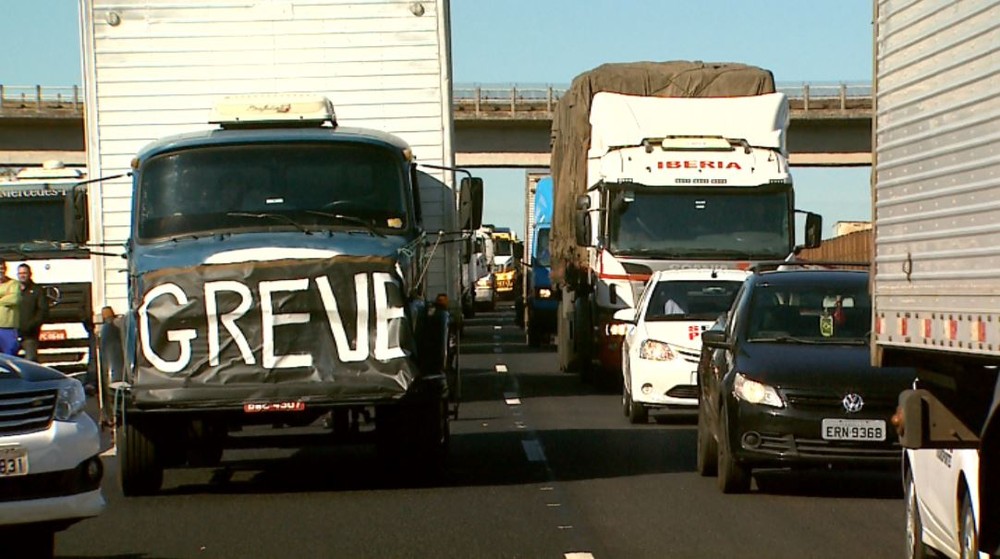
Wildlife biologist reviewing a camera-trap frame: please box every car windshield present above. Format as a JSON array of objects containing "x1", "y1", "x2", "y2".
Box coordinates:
[
  {"x1": 136, "y1": 143, "x2": 408, "y2": 241},
  {"x1": 644, "y1": 279, "x2": 743, "y2": 321},
  {"x1": 609, "y1": 188, "x2": 792, "y2": 259},
  {"x1": 746, "y1": 280, "x2": 871, "y2": 343}
]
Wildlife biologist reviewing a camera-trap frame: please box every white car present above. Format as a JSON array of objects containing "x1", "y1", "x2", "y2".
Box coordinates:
[
  {"x1": 0, "y1": 355, "x2": 105, "y2": 556},
  {"x1": 615, "y1": 269, "x2": 749, "y2": 424},
  {"x1": 906, "y1": 447, "x2": 987, "y2": 559}
]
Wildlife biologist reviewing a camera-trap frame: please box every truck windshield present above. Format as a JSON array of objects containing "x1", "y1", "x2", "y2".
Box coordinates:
[
  {"x1": 609, "y1": 189, "x2": 792, "y2": 259},
  {"x1": 534, "y1": 227, "x2": 551, "y2": 267},
  {"x1": 494, "y1": 238, "x2": 513, "y2": 257},
  {"x1": 136, "y1": 143, "x2": 408, "y2": 241},
  {"x1": 0, "y1": 196, "x2": 67, "y2": 244}
]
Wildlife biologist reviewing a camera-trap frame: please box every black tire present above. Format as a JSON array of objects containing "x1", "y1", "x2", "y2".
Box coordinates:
[
  {"x1": 904, "y1": 468, "x2": 929, "y2": 559},
  {"x1": 622, "y1": 383, "x2": 631, "y2": 417},
  {"x1": 717, "y1": 405, "x2": 751, "y2": 493},
  {"x1": 959, "y1": 491, "x2": 978, "y2": 559},
  {"x1": 627, "y1": 392, "x2": 648, "y2": 424},
  {"x1": 696, "y1": 401, "x2": 718, "y2": 477},
  {"x1": 119, "y1": 421, "x2": 164, "y2": 496}
]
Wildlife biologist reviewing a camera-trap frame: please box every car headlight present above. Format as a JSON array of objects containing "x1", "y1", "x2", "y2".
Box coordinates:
[
  {"x1": 606, "y1": 322, "x2": 630, "y2": 337},
  {"x1": 55, "y1": 379, "x2": 87, "y2": 421},
  {"x1": 476, "y1": 276, "x2": 492, "y2": 287},
  {"x1": 537, "y1": 288, "x2": 552, "y2": 299},
  {"x1": 733, "y1": 373, "x2": 784, "y2": 408},
  {"x1": 639, "y1": 339, "x2": 675, "y2": 361}
]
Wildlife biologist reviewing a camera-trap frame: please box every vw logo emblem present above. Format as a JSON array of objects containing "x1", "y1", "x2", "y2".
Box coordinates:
[{"x1": 842, "y1": 393, "x2": 864, "y2": 413}]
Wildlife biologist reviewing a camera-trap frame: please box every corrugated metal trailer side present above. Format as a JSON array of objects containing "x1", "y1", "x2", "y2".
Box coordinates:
[
  {"x1": 872, "y1": 0, "x2": 1000, "y2": 356},
  {"x1": 80, "y1": 0, "x2": 457, "y2": 317}
]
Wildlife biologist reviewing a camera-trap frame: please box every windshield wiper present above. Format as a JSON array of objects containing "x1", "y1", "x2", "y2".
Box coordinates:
[
  {"x1": 227, "y1": 212, "x2": 312, "y2": 235},
  {"x1": 306, "y1": 211, "x2": 385, "y2": 238}
]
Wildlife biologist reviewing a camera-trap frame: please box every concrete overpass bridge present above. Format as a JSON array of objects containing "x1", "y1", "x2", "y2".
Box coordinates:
[{"x1": 0, "y1": 82, "x2": 871, "y2": 171}]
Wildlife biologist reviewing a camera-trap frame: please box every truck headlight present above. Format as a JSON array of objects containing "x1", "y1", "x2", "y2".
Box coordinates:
[
  {"x1": 639, "y1": 339, "x2": 675, "y2": 361},
  {"x1": 476, "y1": 276, "x2": 492, "y2": 287},
  {"x1": 537, "y1": 288, "x2": 552, "y2": 299},
  {"x1": 55, "y1": 379, "x2": 87, "y2": 421},
  {"x1": 733, "y1": 373, "x2": 784, "y2": 408}
]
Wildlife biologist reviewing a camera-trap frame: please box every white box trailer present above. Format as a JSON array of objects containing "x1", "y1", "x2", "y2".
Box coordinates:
[
  {"x1": 80, "y1": 0, "x2": 459, "y2": 318},
  {"x1": 871, "y1": 0, "x2": 1000, "y2": 555}
]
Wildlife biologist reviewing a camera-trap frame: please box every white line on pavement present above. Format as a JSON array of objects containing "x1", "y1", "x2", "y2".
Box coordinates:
[
  {"x1": 564, "y1": 553, "x2": 594, "y2": 559},
  {"x1": 505, "y1": 398, "x2": 522, "y2": 405},
  {"x1": 495, "y1": 364, "x2": 508, "y2": 373},
  {"x1": 521, "y1": 439, "x2": 546, "y2": 462},
  {"x1": 494, "y1": 325, "x2": 502, "y2": 330}
]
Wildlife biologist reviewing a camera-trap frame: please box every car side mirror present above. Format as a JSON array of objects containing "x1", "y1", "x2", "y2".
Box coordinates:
[
  {"x1": 701, "y1": 329, "x2": 730, "y2": 348},
  {"x1": 612, "y1": 307, "x2": 637, "y2": 323}
]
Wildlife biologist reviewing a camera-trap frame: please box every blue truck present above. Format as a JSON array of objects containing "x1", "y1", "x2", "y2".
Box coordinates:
[
  {"x1": 523, "y1": 175, "x2": 557, "y2": 346},
  {"x1": 96, "y1": 95, "x2": 482, "y2": 494}
]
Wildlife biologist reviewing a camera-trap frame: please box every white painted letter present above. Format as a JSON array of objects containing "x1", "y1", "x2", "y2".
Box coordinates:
[
  {"x1": 373, "y1": 272, "x2": 407, "y2": 361},
  {"x1": 205, "y1": 281, "x2": 255, "y2": 366},
  {"x1": 315, "y1": 274, "x2": 369, "y2": 362},
  {"x1": 139, "y1": 283, "x2": 198, "y2": 373},
  {"x1": 260, "y1": 278, "x2": 312, "y2": 369}
]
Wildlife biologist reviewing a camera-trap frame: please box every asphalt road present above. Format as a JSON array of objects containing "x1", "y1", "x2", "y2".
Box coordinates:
[{"x1": 56, "y1": 304, "x2": 906, "y2": 559}]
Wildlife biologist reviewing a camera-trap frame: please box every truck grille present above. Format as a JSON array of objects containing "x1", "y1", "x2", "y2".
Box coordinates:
[
  {"x1": 0, "y1": 389, "x2": 57, "y2": 435},
  {"x1": 43, "y1": 282, "x2": 93, "y2": 323}
]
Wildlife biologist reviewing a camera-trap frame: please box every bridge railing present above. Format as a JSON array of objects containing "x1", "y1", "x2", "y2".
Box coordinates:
[
  {"x1": 453, "y1": 82, "x2": 872, "y2": 117},
  {"x1": 0, "y1": 85, "x2": 82, "y2": 113}
]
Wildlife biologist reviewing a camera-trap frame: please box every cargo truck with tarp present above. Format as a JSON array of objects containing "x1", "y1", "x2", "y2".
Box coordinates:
[{"x1": 550, "y1": 61, "x2": 821, "y2": 385}]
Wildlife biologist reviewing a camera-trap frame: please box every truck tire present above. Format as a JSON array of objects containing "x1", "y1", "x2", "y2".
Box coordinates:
[
  {"x1": 904, "y1": 469, "x2": 929, "y2": 559},
  {"x1": 717, "y1": 406, "x2": 751, "y2": 493},
  {"x1": 119, "y1": 421, "x2": 164, "y2": 496}
]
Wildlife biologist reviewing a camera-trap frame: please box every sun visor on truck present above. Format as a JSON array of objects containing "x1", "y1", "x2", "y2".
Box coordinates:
[{"x1": 131, "y1": 255, "x2": 419, "y2": 405}]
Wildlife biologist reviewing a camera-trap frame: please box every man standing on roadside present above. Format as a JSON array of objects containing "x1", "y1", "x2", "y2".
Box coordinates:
[
  {"x1": 0, "y1": 260, "x2": 21, "y2": 356},
  {"x1": 18, "y1": 264, "x2": 47, "y2": 361}
]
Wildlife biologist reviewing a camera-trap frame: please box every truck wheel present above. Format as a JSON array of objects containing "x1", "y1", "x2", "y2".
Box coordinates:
[
  {"x1": 959, "y1": 491, "x2": 977, "y2": 559},
  {"x1": 717, "y1": 406, "x2": 750, "y2": 493},
  {"x1": 119, "y1": 421, "x2": 164, "y2": 496},
  {"x1": 696, "y1": 401, "x2": 718, "y2": 477},
  {"x1": 904, "y1": 469, "x2": 929, "y2": 559}
]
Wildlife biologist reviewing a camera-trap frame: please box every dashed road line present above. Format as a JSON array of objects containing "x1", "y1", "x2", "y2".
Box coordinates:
[
  {"x1": 565, "y1": 553, "x2": 595, "y2": 559},
  {"x1": 505, "y1": 397, "x2": 522, "y2": 405},
  {"x1": 495, "y1": 364, "x2": 508, "y2": 373}
]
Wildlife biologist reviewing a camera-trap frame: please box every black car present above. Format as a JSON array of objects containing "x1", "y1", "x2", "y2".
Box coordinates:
[{"x1": 695, "y1": 266, "x2": 917, "y2": 493}]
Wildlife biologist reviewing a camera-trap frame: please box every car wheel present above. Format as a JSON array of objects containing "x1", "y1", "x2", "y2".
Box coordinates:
[
  {"x1": 627, "y1": 393, "x2": 648, "y2": 425},
  {"x1": 622, "y1": 382, "x2": 631, "y2": 417},
  {"x1": 960, "y1": 490, "x2": 978, "y2": 559},
  {"x1": 119, "y1": 421, "x2": 164, "y2": 496},
  {"x1": 696, "y1": 400, "x2": 718, "y2": 477},
  {"x1": 904, "y1": 468, "x2": 929, "y2": 559},
  {"x1": 717, "y1": 405, "x2": 751, "y2": 493}
]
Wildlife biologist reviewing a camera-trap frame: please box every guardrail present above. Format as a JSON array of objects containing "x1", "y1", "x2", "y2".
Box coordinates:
[
  {"x1": 0, "y1": 82, "x2": 871, "y2": 116},
  {"x1": 453, "y1": 82, "x2": 873, "y2": 116},
  {"x1": 0, "y1": 85, "x2": 82, "y2": 113}
]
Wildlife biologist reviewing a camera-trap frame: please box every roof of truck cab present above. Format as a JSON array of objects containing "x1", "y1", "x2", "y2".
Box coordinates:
[{"x1": 135, "y1": 125, "x2": 412, "y2": 160}]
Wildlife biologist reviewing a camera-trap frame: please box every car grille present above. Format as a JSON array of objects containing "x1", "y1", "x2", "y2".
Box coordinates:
[
  {"x1": 0, "y1": 389, "x2": 57, "y2": 435},
  {"x1": 782, "y1": 388, "x2": 898, "y2": 412},
  {"x1": 676, "y1": 348, "x2": 701, "y2": 364},
  {"x1": 754, "y1": 432, "x2": 901, "y2": 460},
  {"x1": 665, "y1": 385, "x2": 699, "y2": 399}
]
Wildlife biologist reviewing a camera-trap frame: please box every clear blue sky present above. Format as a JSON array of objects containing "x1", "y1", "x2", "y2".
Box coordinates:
[{"x1": 0, "y1": 0, "x2": 873, "y2": 238}]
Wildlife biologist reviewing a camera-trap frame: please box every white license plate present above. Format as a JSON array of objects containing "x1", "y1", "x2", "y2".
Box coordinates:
[
  {"x1": 821, "y1": 419, "x2": 886, "y2": 441},
  {"x1": 0, "y1": 447, "x2": 29, "y2": 477}
]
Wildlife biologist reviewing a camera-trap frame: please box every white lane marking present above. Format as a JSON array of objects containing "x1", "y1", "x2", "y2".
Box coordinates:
[
  {"x1": 547, "y1": 503, "x2": 562, "y2": 508},
  {"x1": 522, "y1": 439, "x2": 546, "y2": 462},
  {"x1": 540, "y1": 486, "x2": 554, "y2": 491},
  {"x1": 515, "y1": 421, "x2": 526, "y2": 429},
  {"x1": 494, "y1": 325, "x2": 502, "y2": 330},
  {"x1": 557, "y1": 525, "x2": 574, "y2": 530},
  {"x1": 565, "y1": 553, "x2": 594, "y2": 559},
  {"x1": 505, "y1": 398, "x2": 521, "y2": 406},
  {"x1": 495, "y1": 364, "x2": 508, "y2": 373}
]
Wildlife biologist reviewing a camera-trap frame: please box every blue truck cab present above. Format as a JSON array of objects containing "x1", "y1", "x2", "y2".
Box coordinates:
[
  {"x1": 102, "y1": 95, "x2": 478, "y2": 495},
  {"x1": 526, "y1": 177, "x2": 557, "y2": 346}
]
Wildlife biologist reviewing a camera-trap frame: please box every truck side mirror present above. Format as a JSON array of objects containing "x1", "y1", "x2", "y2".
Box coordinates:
[
  {"x1": 459, "y1": 177, "x2": 484, "y2": 231},
  {"x1": 804, "y1": 212, "x2": 822, "y2": 249},
  {"x1": 63, "y1": 185, "x2": 89, "y2": 245},
  {"x1": 575, "y1": 194, "x2": 591, "y2": 247},
  {"x1": 513, "y1": 241, "x2": 524, "y2": 261}
]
